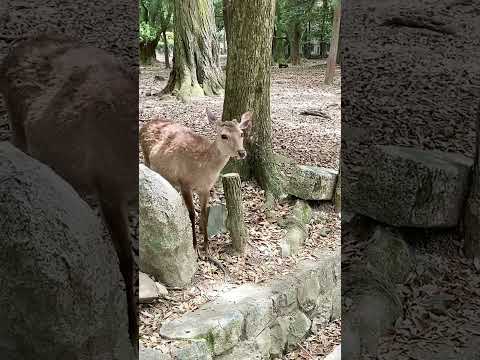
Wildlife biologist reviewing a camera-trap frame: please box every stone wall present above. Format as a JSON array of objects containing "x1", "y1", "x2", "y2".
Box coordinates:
[{"x1": 141, "y1": 250, "x2": 340, "y2": 359}]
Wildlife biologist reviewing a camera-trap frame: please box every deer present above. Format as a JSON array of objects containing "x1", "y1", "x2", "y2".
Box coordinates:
[
  {"x1": 0, "y1": 34, "x2": 138, "y2": 352},
  {"x1": 139, "y1": 109, "x2": 252, "y2": 256}
]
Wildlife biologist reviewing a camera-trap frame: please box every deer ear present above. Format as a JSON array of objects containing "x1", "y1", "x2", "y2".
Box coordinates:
[
  {"x1": 206, "y1": 109, "x2": 217, "y2": 124},
  {"x1": 239, "y1": 111, "x2": 253, "y2": 130}
]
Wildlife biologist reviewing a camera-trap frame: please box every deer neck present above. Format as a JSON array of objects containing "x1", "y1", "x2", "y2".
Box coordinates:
[{"x1": 207, "y1": 140, "x2": 231, "y2": 173}]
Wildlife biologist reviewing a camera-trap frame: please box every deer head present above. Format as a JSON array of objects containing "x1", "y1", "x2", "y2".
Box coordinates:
[{"x1": 206, "y1": 109, "x2": 253, "y2": 160}]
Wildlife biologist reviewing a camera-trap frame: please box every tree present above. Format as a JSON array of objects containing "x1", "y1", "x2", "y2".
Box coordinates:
[
  {"x1": 222, "y1": 0, "x2": 282, "y2": 197},
  {"x1": 464, "y1": 106, "x2": 480, "y2": 269},
  {"x1": 162, "y1": 0, "x2": 224, "y2": 101},
  {"x1": 139, "y1": 0, "x2": 173, "y2": 65},
  {"x1": 324, "y1": 0, "x2": 340, "y2": 84}
]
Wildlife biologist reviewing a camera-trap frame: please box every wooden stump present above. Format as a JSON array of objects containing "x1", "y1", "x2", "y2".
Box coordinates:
[{"x1": 222, "y1": 173, "x2": 248, "y2": 254}]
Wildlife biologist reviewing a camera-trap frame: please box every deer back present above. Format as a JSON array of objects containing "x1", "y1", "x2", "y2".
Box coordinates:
[{"x1": 1, "y1": 34, "x2": 138, "y2": 201}]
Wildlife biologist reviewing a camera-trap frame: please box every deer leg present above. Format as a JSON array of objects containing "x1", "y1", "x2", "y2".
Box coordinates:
[
  {"x1": 199, "y1": 191, "x2": 210, "y2": 255},
  {"x1": 99, "y1": 194, "x2": 138, "y2": 353},
  {"x1": 181, "y1": 188, "x2": 197, "y2": 250}
]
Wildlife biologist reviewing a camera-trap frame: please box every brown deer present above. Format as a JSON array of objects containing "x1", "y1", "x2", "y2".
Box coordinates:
[
  {"x1": 0, "y1": 34, "x2": 138, "y2": 351},
  {"x1": 139, "y1": 109, "x2": 252, "y2": 255}
]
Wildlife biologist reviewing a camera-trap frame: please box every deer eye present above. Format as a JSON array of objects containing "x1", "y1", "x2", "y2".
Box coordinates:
[{"x1": 221, "y1": 134, "x2": 228, "y2": 140}]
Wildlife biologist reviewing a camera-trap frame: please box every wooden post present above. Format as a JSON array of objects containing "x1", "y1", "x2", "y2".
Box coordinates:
[{"x1": 222, "y1": 173, "x2": 248, "y2": 254}]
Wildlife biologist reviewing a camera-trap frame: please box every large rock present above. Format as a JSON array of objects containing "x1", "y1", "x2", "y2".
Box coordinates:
[
  {"x1": 139, "y1": 271, "x2": 160, "y2": 303},
  {"x1": 160, "y1": 304, "x2": 244, "y2": 356},
  {"x1": 345, "y1": 146, "x2": 473, "y2": 227},
  {"x1": 139, "y1": 346, "x2": 171, "y2": 360},
  {"x1": 139, "y1": 164, "x2": 197, "y2": 287},
  {"x1": 0, "y1": 142, "x2": 134, "y2": 359},
  {"x1": 207, "y1": 204, "x2": 227, "y2": 237},
  {"x1": 288, "y1": 165, "x2": 338, "y2": 201}
]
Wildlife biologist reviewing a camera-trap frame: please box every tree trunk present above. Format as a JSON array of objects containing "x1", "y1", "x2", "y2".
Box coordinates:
[
  {"x1": 324, "y1": 1, "x2": 341, "y2": 84},
  {"x1": 464, "y1": 106, "x2": 480, "y2": 264},
  {"x1": 223, "y1": 0, "x2": 233, "y2": 48},
  {"x1": 222, "y1": 0, "x2": 282, "y2": 197},
  {"x1": 139, "y1": 39, "x2": 158, "y2": 64},
  {"x1": 163, "y1": 0, "x2": 224, "y2": 101},
  {"x1": 162, "y1": 31, "x2": 170, "y2": 68},
  {"x1": 289, "y1": 22, "x2": 301, "y2": 65},
  {"x1": 222, "y1": 173, "x2": 248, "y2": 254}
]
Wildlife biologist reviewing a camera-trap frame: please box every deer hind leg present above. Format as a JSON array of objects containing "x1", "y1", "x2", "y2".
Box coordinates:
[
  {"x1": 98, "y1": 193, "x2": 138, "y2": 353},
  {"x1": 181, "y1": 188, "x2": 197, "y2": 250},
  {"x1": 199, "y1": 191, "x2": 210, "y2": 255}
]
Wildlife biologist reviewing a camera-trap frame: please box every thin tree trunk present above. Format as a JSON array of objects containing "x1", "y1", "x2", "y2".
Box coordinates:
[
  {"x1": 163, "y1": 0, "x2": 224, "y2": 101},
  {"x1": 222, "y1": 173, "x2": 248, "y2": 254},
  {"x1": 139, "y1": 39, "x2": 158, "y2": 64},
  {"x1": 325, "y1": 1, "x2": 341, "y2": 84},
  {"x1": 290, "y1": 22, "x2": 301, "y2": 65},
  {"x1": 464, "y1": 106, "x2": 480, "y2": 265},
  {"x1": 162, "y1": 31, "x2": 170, "y2": 68},
  {"x1": 223, "y1": 0, "x2": 233, "y2": 48},
  {"x1": 222, "y1": 0, "x2": 282, "y2": 197}
]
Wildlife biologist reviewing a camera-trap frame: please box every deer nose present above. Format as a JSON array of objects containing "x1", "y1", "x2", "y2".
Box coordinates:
[{"x1": 238, "y1": 150, "x2": 247, "y2": 159}]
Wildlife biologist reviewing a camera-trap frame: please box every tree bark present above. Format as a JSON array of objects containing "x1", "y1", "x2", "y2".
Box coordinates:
[
  {"x1": 223, "y1": 0, "x2": 233, "y2": 48},
  {"x1": 139, "y1": 38, "x2": 158, "y2": 64},
  {"x1": 222, "y1": 0, "x2": 282, "y2": 197},
  {"x1": 464, "y1": 106, "x2": 480, "y2": 264},
  {"x1": 163, "y1": 0, "x2": 224, "y2": 101},
  {"x1": 162, "y1": 31, "x2": 170, "y2": 68},
  {"x1": 289, "y1": 22, "x2": 301, "y2": 65},
  {"x1": 222, "y1": 173, "x2": 248, "y2": 254},
  {"x1": 324, "y1": 1, "x2": 341, "y2": 84}
]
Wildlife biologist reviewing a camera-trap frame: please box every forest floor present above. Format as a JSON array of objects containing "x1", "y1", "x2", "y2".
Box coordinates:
[{"x1": 138, "y1": 56, "x2": 341, "y2": 359}]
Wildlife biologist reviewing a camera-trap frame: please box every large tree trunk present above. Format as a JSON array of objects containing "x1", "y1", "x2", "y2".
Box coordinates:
[
  {"x1": 164, "y1": 0, "x2": 223, "y2": 101},
  {"x1": 324, "y1": 1, "x2": 341, "y2": 84},
  {"x1": 222, "y1": 0, "x2": 282, "y2": 197},
  {"x1": 162, "y1": 31, "x2": 170, "y2": 69},
  {"x1": 464, "y1": 106, "x2": 480, "y2": 265},
  {"x1": 139, "y1": 38, "x2": 158, "y2": 64},
  {"x1": 289, "y1": 22, "x2": 301, "y2": 65}
]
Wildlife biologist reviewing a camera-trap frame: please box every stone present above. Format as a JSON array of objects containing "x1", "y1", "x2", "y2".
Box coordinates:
[
  {"x1": 288, "y1": 165, "x2": 338, "y2": 201},
  {"x1": 269, "y1": 316, "x2": 290, "y2": 357},
  {"x1": 216, "y1": 284, "x2": 274, "y2": 339},
  {"x1": 286, "y1": 310, "x2": 311, "y2": 349},
  {"x1": 331, "y1": 283, "x2": 341, "y2": 320},
  {"x1": 324, "y1": 345, "x2": 341, "y2": 360},
  {"x1": 156, "y1": 282, "x2": 169, "y2": 297},
  {"x1": 139, "y1": 272, "x2": 160, "y2": 303},
  {"x1": 140, "y1": 346, "x2": 172, "y2": 360},
  {"x1": 366, "y1": 226, "x2": 414, "y2": 284},
  {"x1": 280, "y1": 200, "x2": 312, "y2": 257},
  {"x1": 0, "y1": 142, "x2": 134, "y2": 359},
  {"x1": 173, "y1": 340, "x2": 212, "y2": 360},
  {"x1": 139, "y1": 164, "x2": 197, "y2": 287},
  {"x1": 160, "y1": 303, "x2": 244, "y2": 356},
  {"x1": 207, "y1": 204, "x2": 227, "y2": 237},
  {"x1": 344, "y1": 146, "x2": 473, "y2": 227},
  {"x1": 215, "y1": 342, "x2": 263, "y2": 360}
]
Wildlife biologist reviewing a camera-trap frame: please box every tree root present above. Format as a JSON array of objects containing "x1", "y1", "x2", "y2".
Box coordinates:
[{"x1": 205, "y1": 255, "x2": 230, "y2": 282}]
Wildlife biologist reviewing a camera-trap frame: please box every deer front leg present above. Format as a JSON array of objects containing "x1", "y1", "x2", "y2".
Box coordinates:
[
  {"x1": 199, "y1": 191, "x2": 210, "y2": 255},
  {"x1": 181, "y1": 188, "x2": 197, "y2": 250}
]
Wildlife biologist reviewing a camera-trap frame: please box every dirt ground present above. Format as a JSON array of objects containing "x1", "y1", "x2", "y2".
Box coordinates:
[{"x1": 138, "y1": 57, "x2": 341, "y2": 359}]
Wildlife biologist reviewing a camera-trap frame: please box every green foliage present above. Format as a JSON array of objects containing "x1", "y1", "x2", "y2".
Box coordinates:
[
  {"x1": 274, "y1": 0, "x2": 335, "y2": 59},
  {"x1": 139, "y1": 0, "x2": 174, "y2": 43},
  {"x1": 213, "y1": 0, "x2": 224, "y2": 30}
]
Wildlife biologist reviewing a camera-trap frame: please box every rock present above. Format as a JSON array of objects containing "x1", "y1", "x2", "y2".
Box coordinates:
[
  {"x1": 288, "y1": 165, "x2": 338, "y2": 200},
  {"x1": 140, "y1": 345, "x2": 171, "y2": 360},
  {"x1": 173, "y1": 340, "x2": 212, "y2": 360},
  {"x1": 207, "y1": 204, "x2": 227, "y2": 237},
  {"x1": 139, "y1": 164, "x2": 197, "y2": 287},
  {"x1": 160, "y1": 303, "x2": 244, "y2": 355},
  {"x1": 280, "y1": 200, "x2": 312, "y2": 257},
  {"x1": 366, "y1": 226, "x2": 414, "y2": 284},
  {"x1": 156, "y1": 282, "x2": 169, "y2": 297},
  {"x1": 324, "y1": 345, "x2": 341, "y2": 360},
  {"x1": 0, "y1": 142, "x2": 134, "y2": 359},
  {"x1": 286, "y1": 310, "x2": 311, "y2": 349},
  {"x1": 344, "y1": 146, "x2": 473, "y2": 227},
  {"x1": 215, "y1": 342, "x2": 263, "y2": 360},
  {"x1": 139, "y1": 272, "x2": 160, "y2": 303},
  {"x1": 216, "y1": 284, "x2": 274, "y2": 339},
  {"x1": 269, "y1": 317, "x2": 290, "y2": 357}
]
